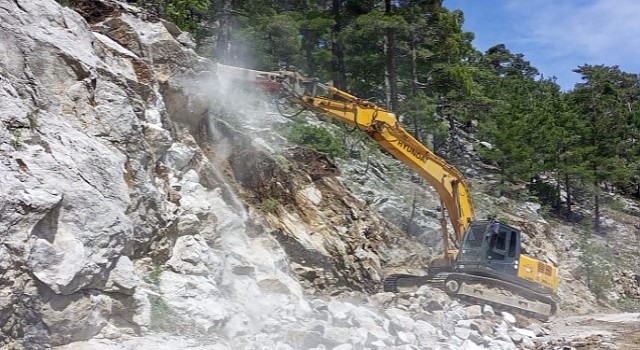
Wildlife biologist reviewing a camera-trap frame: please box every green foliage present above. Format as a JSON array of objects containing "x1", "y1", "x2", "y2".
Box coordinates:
[
  {"x1": 261, "y1": 198, "x2": 282, "y2": 213},
  {"x1": 299, "y1": 14, "x2": 335, "y2": 78},
  {"x1": 601, "y1": 195, "x2": 626, "y2": 212},
  {"x1": 340, "y1": 9, "x2": 389, "y2": 97},
  {"x1": 10, "y1": 130, "x2": 22, "y2": 148},
  {"x1": 617, "y1": 297, "x2": 640, "y2": 312},
  {"x1": 568, "y1": 65, "x2": 640, "y2": 189},
  {"x1": 56, "y1": 0, "x2": 74, "y2": 7},
  {"x1": 231, "y1": 8, "x2": 307, "y2": 70},
  {"x1": 132, "y1": 0, "x2": 209, "y2": 34},
  {"x1": 398, "y1": 94, "x2": 449, "y2": 149},
  {"x1": 145, "y1": 264, "x2": 165, "y2": 285},
  {"x1": 281, "y1": 124, "x2": 346, "y2": 158},
  {"x1": 475, "y1": 67, "x2": 565, "y2": 186},
  {"x1": 27, "y1": 112, "x2": 39, "y2": 129},
  {"x1": 163, "y1": 0, "x2": 209, "y2": 33},
  {"x1": 149, "y1": 296, "x2": 179, "y2": 331},
  {"x1": 578, "y1": 231, "x2": 613, "y2": 300},
  {"x1": 528, "y1": 178, "x2": 559, "y2": 209},
  {"x1": 495, "y1": 183, "x2": 518, "y2": 199},
  {"x1": 496, "y1": 216, "x2": 512, "y2": 225}
]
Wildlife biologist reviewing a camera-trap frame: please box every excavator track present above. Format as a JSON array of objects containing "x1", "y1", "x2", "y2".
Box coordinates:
[
  {"x1": 384, "y1": 272, "x2": 557, "y2": 320},
  {"x1": 443, "y1": 273, "x2": 557, "y2": 320},
  {"x1": 383, "y1": 273, "x2": 448, "y2": 292}
]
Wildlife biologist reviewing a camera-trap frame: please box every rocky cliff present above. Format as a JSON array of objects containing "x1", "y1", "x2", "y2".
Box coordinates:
[{"x1": 1, "y1": 1, "x2": 639, "y2": 350}]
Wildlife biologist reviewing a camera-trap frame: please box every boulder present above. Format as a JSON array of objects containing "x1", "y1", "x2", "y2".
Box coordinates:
[{"x1": 41, "y1": 291, "x2": 112, "y2": 345}]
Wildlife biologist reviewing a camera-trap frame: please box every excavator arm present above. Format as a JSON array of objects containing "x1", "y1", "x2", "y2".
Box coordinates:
[{"x1": 291, "y1": 87, "x2": 475, "y2": 259}]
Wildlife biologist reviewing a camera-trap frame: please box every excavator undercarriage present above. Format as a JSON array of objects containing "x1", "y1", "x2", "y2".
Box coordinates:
[
  {"x1": 384, "y1": 271, "x2": 557, "y2": 319},
  {"x1": 383, "y1": 220, "x2": 558, "y2": 320}
]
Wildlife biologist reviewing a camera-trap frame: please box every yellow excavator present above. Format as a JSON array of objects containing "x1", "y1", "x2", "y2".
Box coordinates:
[{"x1": 216, "y1": 63, "x2": 560, "y2": 319}]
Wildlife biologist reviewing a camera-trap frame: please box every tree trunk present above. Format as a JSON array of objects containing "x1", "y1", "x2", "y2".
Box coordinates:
[
  {"x1": 564, "y1": 171, "x2": 572, "y2": 213},
  {"x1": 301, "y1": 1, "x2": 315, "y2": 76},
  {"x1": 594, "y1": 183, "x2": 601, "y2": 234},
  {"x1": 331, "y1": 0, "x2": 346, "y2": 89},
  {"x1": 412, "y1": 117, "x2": 421, "y2": 143},
  {"x1": 384, "y1": 0, "x2": 398, "y2": 111},
  {"x1": 589, "y1": 95, "x2": 602, "y2": 234},
  {"x1": 408, "y1": 0, "x2": 421, "y2": 97},
  {"x1": 302, "y1": 28, "x2": 315, "y2": 76},
  {"x1": 410, "y1": 30, "x2": 419, "y2": 97},
  {"x1": 406, "y1": 194, "x2": 418, "y2": 235},
  {"x1": 554, "y1": 171, "x2": 561, "y2": 211},
  {"x1": 215, "y1": 0, "x2": 233, "y2": 62}
]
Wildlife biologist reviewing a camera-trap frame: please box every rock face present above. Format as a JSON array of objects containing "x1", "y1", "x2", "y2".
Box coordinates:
[
  {"x1": 0, "y1": 0, "x2": 217, "y2": 347},
  {"x1": 0, "y1": 1, "x2": 426, "y2": 348}
]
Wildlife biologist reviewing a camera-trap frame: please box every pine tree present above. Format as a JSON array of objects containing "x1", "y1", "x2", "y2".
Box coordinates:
[{"x1": 570, "y1": 64, "x2": 638, "y2": 233}]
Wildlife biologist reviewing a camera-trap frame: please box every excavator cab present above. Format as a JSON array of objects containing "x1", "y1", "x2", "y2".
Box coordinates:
[
  {"x1": 456, "y1": 219, "x2": 558, "y2": 296},
  {"x1": 442, "y1": 220, "x2": 558, "y2": 318},
  {"x1": 457, "y1": 220, "x2": 521, "y2": 276}
]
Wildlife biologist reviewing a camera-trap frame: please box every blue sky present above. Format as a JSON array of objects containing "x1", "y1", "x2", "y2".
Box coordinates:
[{"x1": 443, "y1": 0, "x2": 640, "y2": 90}]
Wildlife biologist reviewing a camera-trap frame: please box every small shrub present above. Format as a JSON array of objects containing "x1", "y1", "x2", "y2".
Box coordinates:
[
  {"x1": 617, "y1": 297, "x2": 639, "y2": 312},
  {"x1": 273, "y1": 155, "x2": 294, "y2": 172},
  {"x1": 10, "y1": 130, "x2": 22, "y2": 148},
  {"x1": 385, "y1": 167, "x2": 400, "y2": 186},
  {"x1": 528, "y1": 179, "x2": 560, "y2": 210},
  {"x1": 149, "y1": 297, "x2": 176, "y2": 331},
  {"x1": 120, "y1": 0, "x2": 209, "y2": 34},
  {"x1": 496, "y1": 182, "x2": 532, "y2": 201},
  {"x1": 145, "y1": 264, "x2": 165, "y2": 285},
  {"x1": 580, "y1": 216, "x2": 594, "y2": 234},
  {"x1": 281, "y1": 124, "x2": 346, "y2": 158},
  {"x1": 55, "y1": 0, "x2": 74, "y2": 6},
  {"x1": 27, "y1": 112, "x2": 39, "y2": 129},
  {"x1": 261, "y1": 198, "x2": 281, "y2": 213},
  {"x1": 578, "y1": 236, "x2": 613, "y2": 300},
  {"x1": 602, "y1": 195, "x2": 626, "y2": 212},
  {"x1": 496, "y1": 216, "x2": 511, "y2": 225}
]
